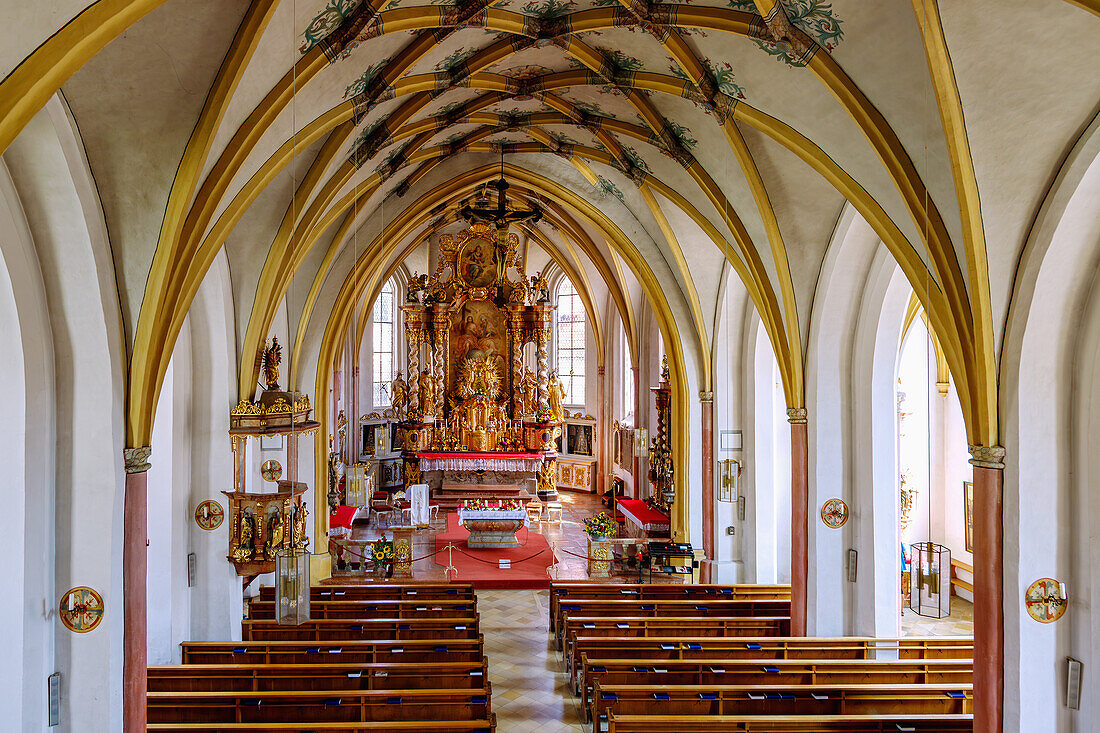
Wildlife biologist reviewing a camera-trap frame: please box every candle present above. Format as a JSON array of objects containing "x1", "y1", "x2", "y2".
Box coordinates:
[
  {"x1": 68, "y1": 593, "x2": 75, "y2": 612},
  {"x1": 203, "y1": 505, "x2": 208, "y2": 519}
]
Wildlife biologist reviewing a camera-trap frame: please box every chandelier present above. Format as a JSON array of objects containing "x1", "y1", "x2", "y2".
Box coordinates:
[{"x1": 460, "y1": 150, "x2": 541, "y2": 227}]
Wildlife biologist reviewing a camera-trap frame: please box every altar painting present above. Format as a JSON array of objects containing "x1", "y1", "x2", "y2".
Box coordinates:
[
  {"x1": 456, "y1": 236, "x2": 500, "y2": 288},
  {"x1": 451, "y1": 300, "x2": 509, "y2": 389}
]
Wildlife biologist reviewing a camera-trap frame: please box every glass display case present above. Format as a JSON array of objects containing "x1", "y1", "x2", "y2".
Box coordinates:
[{"x1": 909, "y1": 541, "x2": 951, "y2": 618}]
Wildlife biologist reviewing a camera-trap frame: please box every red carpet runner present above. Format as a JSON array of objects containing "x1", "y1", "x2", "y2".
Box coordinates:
[{"x1": 433, "y1": 512, "x2": 553, "y2": 589}]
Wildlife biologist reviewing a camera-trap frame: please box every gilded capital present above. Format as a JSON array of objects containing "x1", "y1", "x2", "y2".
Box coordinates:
[
  {"x1": 698, "y1": 391, "x2": 714, "y2": 403},
  {"x1": 968, "y1": 444, "x2": 1006, "y2": 469},
  {"x1": 123, "y1": 446, "x2": 152, "y2": 474},
  {"x1": 786, "y1": 407, "x2": 807, "y2": 424}
]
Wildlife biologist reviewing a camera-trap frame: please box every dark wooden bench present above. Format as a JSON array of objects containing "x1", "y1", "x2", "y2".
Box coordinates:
[
  {"x1": 148, "y1": 686, "x2": 491, "y2": 724},
  {"x1": 578, "y1": 657, "x2": 973, "y2": 722},
  {"x1": 563, "y1": 617, "x2": 792, "y2": 677},
  {"x1": 248, "y1": 598, "x2": 477, "y2": 620},
  {"x1": 181, "y1": 638, "x2": 486, "y2": 665},
  {"x1": 259, "y1": 583, "x2": 477, "y2": 602},
  {"x1": 549, "y1": 583, "x2": 790, "y2": 635},
  {"x1": 567, "y1": 636, "x2": 973, "y2": 691},
  {"x1": 148, "y1": 717, "x2": 496, "y2": 732},
  {"x1": 591, "y1": 682, "x2": 973, "y2": 731},
  {"x1": 604, "y1": 712, "x2": 972, "y2": 732},
  {"x1": 149, "y1": 660, "x2": 489, "y2": 692},
  {"x1": 242, "y1": 616, "x2": 480, "y2": 642},
  {"x1": 554, "y1": 599, "x2": 791, "y2": 650}
]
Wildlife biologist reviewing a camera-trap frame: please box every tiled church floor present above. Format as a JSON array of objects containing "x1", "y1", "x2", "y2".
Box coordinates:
[
  {"x1": 477, "y1": 589, "x2": 586, "y2": 732},
  {"x1": 901, "y1": 596, "x2": 975, "y2": 636}
]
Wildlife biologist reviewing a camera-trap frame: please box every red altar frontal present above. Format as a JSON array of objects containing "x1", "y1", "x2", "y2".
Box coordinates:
[{"x1": 388, "y1": 222, "x2": 566, "y2": 499}]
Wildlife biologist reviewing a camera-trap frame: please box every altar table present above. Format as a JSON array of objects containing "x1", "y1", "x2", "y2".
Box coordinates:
[
  {"x1": 417, "y1": 451, "x2": 545, "y2": 472},
  {"x1": 456, "y1": 508, "x2": 528, "y2": 549},
  {"x1": 618, "y1": 499, "x2": 670, "y2": 538}
]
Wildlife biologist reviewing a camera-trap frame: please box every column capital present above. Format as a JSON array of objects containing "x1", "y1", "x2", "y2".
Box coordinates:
[
  {"x1": 698, "y1": 391, "x2": 714, "y2": 403},
  {"x1": 968, "y1": 444, "x2": 1006, "y2": 469},
  {"x1": 786, "y1": 407, "x2": 807, "y2": 424},
  {"x1": 123, "y1": 446, "x2": 152, "y2": 474}
]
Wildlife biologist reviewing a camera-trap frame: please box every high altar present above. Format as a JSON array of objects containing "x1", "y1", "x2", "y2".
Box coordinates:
[{"x1": 391, "y1": 222, "x2": 562, "y2": 496}]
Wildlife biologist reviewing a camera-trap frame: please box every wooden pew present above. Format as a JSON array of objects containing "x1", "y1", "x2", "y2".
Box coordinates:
[
  {"x1": 590, "y1": 682, "x2": 973, "y2": 731},
  {"x1": 562, "y1": 617, "x2": 792, "y2": 676},
  {"x1": 149, "y1": 660, "x2": 489, "y2": 692},
  {"x1": 554, "y1": 599, "x2": 791, "y2": 650},
  {"x1": 181, "y1": 638, "x2": 486, "y2": 665},
  {"x1": 578, "y1": 657, "x2": 974, "y2": 720},
  {"x1": 149, "y1": 721, "x2": 497, "y2": 733},
  {"x1": 604, "y1": 712, "x2": 972, "y2": 732},
  {"x1": 248, "y1": 598, "x2": 477, "y2": 620},
  {"x1": 567, "y1": 636, "x2": 974, "y2": 690},
  {"x1": 549, "y1": 583, "x2": 790, "y2": 635},
  {"x1": 242, "y1": 616, "x2": 480, "y2": 642},
  {"x1": 258, "y1": 583, "x2": 477, "y2": 602},
  {"x1": 148, "y1": 686, "x2": 491, "y2": 725}
]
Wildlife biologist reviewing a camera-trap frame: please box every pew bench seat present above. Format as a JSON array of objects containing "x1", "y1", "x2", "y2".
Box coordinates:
[
  {"x1": 604, "y1": 712, "x2": 972, "y2": 732},
  {"x1": 181, "y1": 638, "x2": 485, "y2": 665},
  {"x1": 149, "y1": 661, "x2": 488, "y2": 692},
  {"x1": 148, "y1": 717, "x2": 496, "y2": 732}
]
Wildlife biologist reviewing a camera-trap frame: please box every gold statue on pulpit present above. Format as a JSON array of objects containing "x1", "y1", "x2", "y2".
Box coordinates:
[{"x1": 261, "y1": 337, "x2": 282, "y2": 391}]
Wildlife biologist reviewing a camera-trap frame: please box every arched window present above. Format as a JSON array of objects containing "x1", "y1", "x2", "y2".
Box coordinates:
[
  {"x1": 555, "y1": 278, "x2": 585, "y2": 405},
  {"x1": 372, "y1": 280, "x2": 396, "y2": 406},
  {"x1": 620, "y1": 327, "x2": 634, "y2": 422}
]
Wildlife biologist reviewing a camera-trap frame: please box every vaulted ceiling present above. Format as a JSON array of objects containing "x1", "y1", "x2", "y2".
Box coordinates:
[{"x1": 1, "y1": 0, "x2": 1097, "y2": 448}]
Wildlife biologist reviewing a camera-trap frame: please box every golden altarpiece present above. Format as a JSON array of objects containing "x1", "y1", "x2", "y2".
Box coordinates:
[{"x1": 392, "y1": 222, "x2": 562, "y2": 494}]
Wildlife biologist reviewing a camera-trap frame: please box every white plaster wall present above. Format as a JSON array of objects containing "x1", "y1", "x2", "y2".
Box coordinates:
[
  {"x1": 4, "y1": 95, "x2": 127, "y2": 732},
  {"x1": 0, "y1": 154, "x2": 56, "y2": 732}
]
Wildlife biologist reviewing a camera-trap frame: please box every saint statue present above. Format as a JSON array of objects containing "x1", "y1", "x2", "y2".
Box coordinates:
[
  {"x1": 337, "y1": 409, "x2": 348, "y2": 457},
  {"x1": 420, "y1": 370, "x2": 436, "y2": 418},
  {"x1": 292, "y1": 503, "x2": 309, "y2": 548},
  {"x1": 261, "y1": 337, "x2": 282, "y2": 391},
  {"x1": 390, "y1": 371, "x2": 407, "y2": 419},
  {"x1": 265, "y1": 510, "x2": 285, "y2": 560},
  {"x1": 521, "y1": 369, "x2": 538, "y2": 416},
  {"x1": 548, "y1": 371, "x2": 566, "y2": 422}
]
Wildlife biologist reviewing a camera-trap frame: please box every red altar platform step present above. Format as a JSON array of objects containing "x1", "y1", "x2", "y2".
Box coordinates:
[{"x1": 433, "y1": 513, "x2": 553, "y2": 589}]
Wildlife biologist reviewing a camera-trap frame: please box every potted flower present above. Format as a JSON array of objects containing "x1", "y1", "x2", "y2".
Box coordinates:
[
  {"x1": 583, "y1": 512, "x2": 615, "y2": 578},
  {"x1": 370, "y1": 538, "x2": 395, "y2": 578}
]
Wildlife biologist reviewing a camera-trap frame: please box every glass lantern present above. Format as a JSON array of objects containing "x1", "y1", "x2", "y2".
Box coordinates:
[
  {"x1": 275, "y1": 547, "x2": 310, "y2": 626},
  {"x1": 717, "y1": 459, "x2": 741, "y2": 503},
  {"x1": 909, "y1": 542, "x2": 950, "y2": 619}
]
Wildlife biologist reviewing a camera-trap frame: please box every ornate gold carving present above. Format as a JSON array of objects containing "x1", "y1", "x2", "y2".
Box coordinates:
[
  {"x1": 786, "y1": 407, "x2": 808, "y2": 424},
  {"x1": 230, "y1": 399, "x2": 262, "y2": 416},
  {"x1": 457, "y1": 355, "x2": 501, "y2": 400},
  {"x1": 267, "y1": 397, "x2": 292, "y2": 414}
]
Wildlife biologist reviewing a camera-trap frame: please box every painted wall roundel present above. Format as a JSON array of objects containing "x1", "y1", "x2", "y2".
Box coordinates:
[
  {"x1": 820, "y1": 498, "x2": 849, "y2": 528},
  {"x1": 261, "y1": 459, "x2": 283, "y2": 482},
  {"x1": 59, "y1": 586, "x2": 104, "y2": 633},
  {"x1": 1025, "y1": 578, "x2": 1067, "y2": 623},
  {"x1": 194, "y1": 500, "x2": 224, "y2": 531}
]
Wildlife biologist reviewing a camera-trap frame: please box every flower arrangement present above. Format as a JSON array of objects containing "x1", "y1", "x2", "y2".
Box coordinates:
[
  {"x1": 583, "y1": 512, "x2": 616, "y2": 539},
  {"x1": 370, "y1": 540, "x2": 394, "y2": 564},
  {"x1": 496, "y1": 432, "x2": 523, "y2": 452}
]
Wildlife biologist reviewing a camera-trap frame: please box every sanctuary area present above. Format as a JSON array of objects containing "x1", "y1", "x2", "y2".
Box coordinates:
[{"x1": 0, "y1": 1, "x2": 1097, "y2": 732}]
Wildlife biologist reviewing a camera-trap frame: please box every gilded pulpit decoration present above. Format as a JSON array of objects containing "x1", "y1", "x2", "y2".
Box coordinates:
[{"x1": 224, "y1": 484, "x2": 309, "y2": 575}]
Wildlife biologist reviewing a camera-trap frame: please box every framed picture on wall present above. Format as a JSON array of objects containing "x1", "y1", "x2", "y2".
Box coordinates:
[{"x1": 963, "y1": 480, "x2": 974, "y2": 552}]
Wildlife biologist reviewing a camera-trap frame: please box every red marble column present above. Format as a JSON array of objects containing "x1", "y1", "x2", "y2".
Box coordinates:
[
  {"x1": 971, "y1": 447, "x2": 1005, "y2": 733},
  {"x1": 123, "y1": 447, "x2": 151, "y2": 733},
  {"x1": 700, "y1": 393, "x2": 714, "y2": 582},
  {"x1": 788, "y1": 411, "x2": 808, "y2": 636},
  {"x1": 632, "y1": 365, "x2": 641, "y2": 498}
]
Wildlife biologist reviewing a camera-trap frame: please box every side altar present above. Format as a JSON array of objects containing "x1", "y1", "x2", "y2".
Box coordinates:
[{"x1": 389, "y1": 222, "x2": 565, "y2": 499}]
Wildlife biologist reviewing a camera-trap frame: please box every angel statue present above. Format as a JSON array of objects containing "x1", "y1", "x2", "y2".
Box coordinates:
[
  {"x1": 548, "y1": 370, "x2": 566, "y2": 422},
  {"x1": 391, "y1": 371, "x2": 407, "y2": 419},
  {"x1": 261, "y1": 337, "x2": 282, "y2": 391}
]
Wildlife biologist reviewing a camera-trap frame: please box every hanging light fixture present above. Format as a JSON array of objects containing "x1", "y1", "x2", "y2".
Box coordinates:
[{"x1": 459, "y1": 147, "x2": 541, "y2": 227}]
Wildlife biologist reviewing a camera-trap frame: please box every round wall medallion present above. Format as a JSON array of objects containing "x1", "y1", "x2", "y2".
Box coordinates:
[
  {"x1": 59, "y1": 586, "x2": 104, "y2": 633},
  {"x1": 194, "y1": 500, "x2": 224, "y2": 530},
  {"x1": 1025, "y1": 577, "x2": 1067, "y2": 623},
  {"x1": 820, "y1": 498, "x2": 849, "y2": 528},
  {"x1": 261, "y1": 459, "x2": 283, "y2": 482}
]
